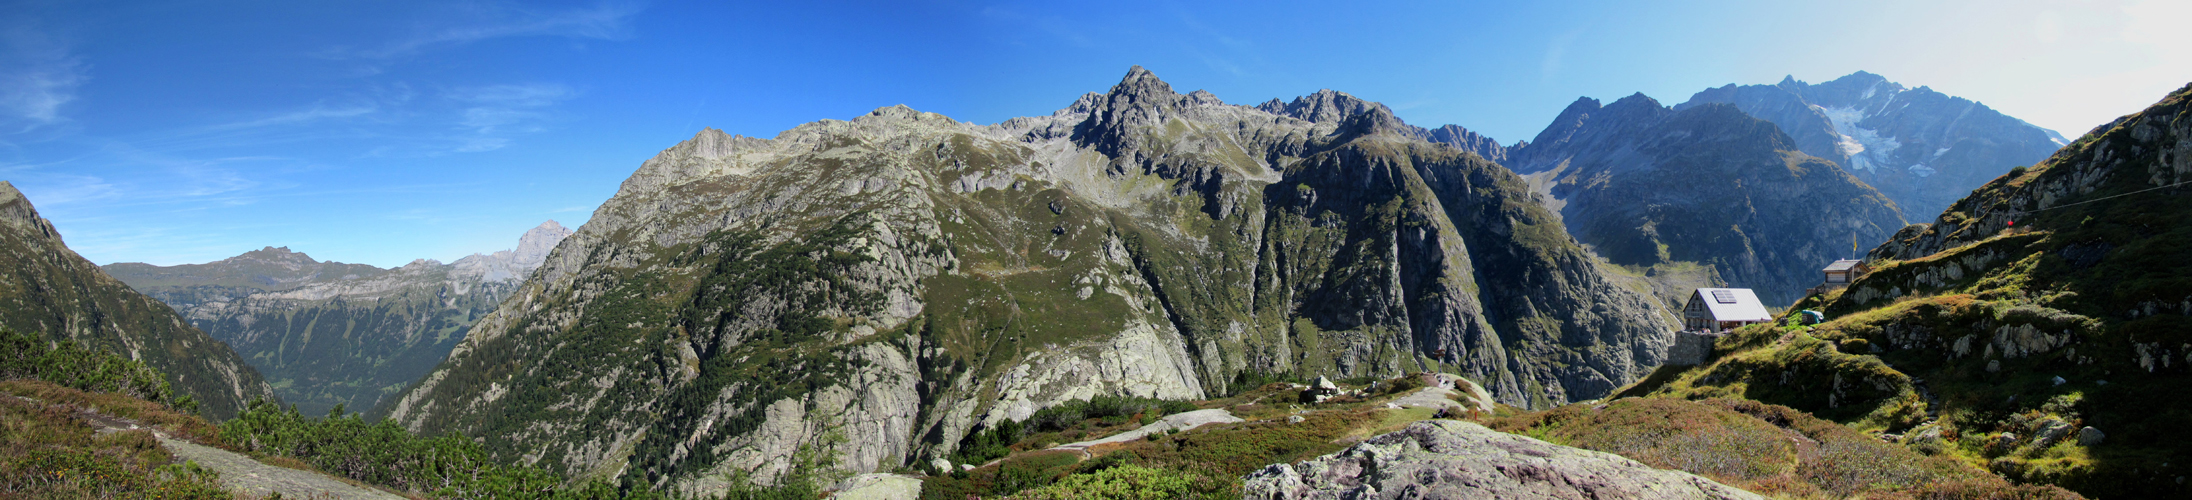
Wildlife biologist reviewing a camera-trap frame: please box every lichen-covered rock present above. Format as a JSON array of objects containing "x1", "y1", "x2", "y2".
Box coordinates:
[
  {"x1": 1242, "y1": 420, "x2": 1762, "y2": 500},
  {"x1": 828, "y1": 473, "x2": 920, "y2": 500}
]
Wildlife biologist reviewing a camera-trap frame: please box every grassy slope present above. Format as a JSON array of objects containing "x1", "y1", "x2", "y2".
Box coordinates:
[
  {"x1": 1619, "y1": 83, "x2": 2192, "y2": 498},
  {"x1": 1487, "y1": 397, "x2": 2077, "y2": 500},
  {"x1": 0, "y1": 380, "x2": 232, "y2": 500},
  {"x1": 917, "y1": 375, "x2": 2078, "y2": 500},
  {"x1": 0, "y1": 193, "x2": 276, "y2": 419}
]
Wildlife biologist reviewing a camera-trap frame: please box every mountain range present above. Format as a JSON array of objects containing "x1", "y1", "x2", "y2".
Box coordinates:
[
  {"x1": 105, "y1": 221, "x2": 573, "y2": 416},
  {"x1": 376, "y1": 66, "x2": 1682, "y2": 492},
  {"x1": 1505, "y1": 93, "x2": 1908, "y2": 306},
  {"x1": 1630, "y1": 80, "x2": 2192, "y2": 499},
  {"x1": 2, "y1": 65, "x2": 2141, "y2": 499},
  {"x1": 1680, "y1": 72, "x2": 2068, "y2": 221}
]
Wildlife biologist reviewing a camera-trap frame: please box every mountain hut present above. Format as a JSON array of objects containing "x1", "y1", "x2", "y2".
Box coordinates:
[{"x1": 1681, "y1": 288, "x2": 1772, "y2": 332}]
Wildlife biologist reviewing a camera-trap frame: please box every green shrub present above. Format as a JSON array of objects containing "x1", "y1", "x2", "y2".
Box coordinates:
[
  {"x1": 953, "y1": 418, "x2": 1025, "y2": 465},
  {"x1": 1006, "y1": 464, "x2": 1223, "y2": 500},
  {"x1": 0, "y1": 387, "x2": 230, "y2": 499},
  {"x1": 0, "y1": 327, "x2": 184, "y2": 412},
  {"x1": 1024, "y1": 395, "x2": 1199, "y2": 433}
]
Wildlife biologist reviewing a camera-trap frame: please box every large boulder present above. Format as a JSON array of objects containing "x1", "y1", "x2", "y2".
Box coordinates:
[
  {"x1": 1243, "y1": 420, "x2": 1763, "y2": 500},
  {"x1": 829, "y1": 473, "x2": 920, "y2": 500}
]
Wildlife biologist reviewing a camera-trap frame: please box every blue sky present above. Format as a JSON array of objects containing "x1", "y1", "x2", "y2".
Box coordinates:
[{"x1": 4, "y1": 0, "x2": 2187, "y2": 267}]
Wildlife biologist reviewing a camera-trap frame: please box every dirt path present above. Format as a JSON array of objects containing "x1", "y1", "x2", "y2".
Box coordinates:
[
  {"x1": 1047, "y1": 409, "x2": 1243, "y2": 451},
  {"x1": 81, "y1": 409, "x2": 406, "y2": 500}
]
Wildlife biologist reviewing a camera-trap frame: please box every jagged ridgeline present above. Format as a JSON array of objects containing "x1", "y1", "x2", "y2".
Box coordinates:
[
  {"x1": 0, "y1": 181, "x2": 277, "y2": 419},
  {"x1": 1507, "y1": 93, "x2": 1908, "y2": 307},
  {"x1": 1631, "y1": 82, "x2": 2192, "y2": 498},
  {"x1": 1680, "y1": 72, "x2": 2068, "y2": 221},
  {"x1": 104, "y1": 222, "x2": 573, "y2": 417},
  {"x1": 380, "y1": 67, "x2": 1674, "y2": 492}
]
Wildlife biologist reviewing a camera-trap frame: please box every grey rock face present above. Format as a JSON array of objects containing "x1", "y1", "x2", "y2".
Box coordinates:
[
  {"x1": 1507, "y1": 94, "x2": 1907, "y2": 306},
  {"x1": 828, "y1": 474, "x2": 920, "y2": 500},
  {"x1": 384, "y1": 66, "x2": 1674, "y2": 493},
  {"x1": 1679, "y1": 72, "x2": 2067, "y2": 220},
  {"x1": 450, "y1": 220, "x2": 573, "y2": 282},
  {"x1": 1256, "y1": 90, "x2": 1515, "y2": 163},
  {"x1": 1242, "y1": 420, "x2": 1763, "y2": 500}
]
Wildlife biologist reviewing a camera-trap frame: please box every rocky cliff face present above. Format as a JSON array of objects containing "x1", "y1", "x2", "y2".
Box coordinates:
[
  {"x1": 106, "y1": 221, "x2": 572, "y2": 416},
  {"x1": 0, "y1": 181, "x2": 277, "y2": 418},
  {"x1": 381, "y1": 67, "x2": 1675, "y2": 493},
  {"x1": 1680, "y1": 72, "x2": 2067, "y2": 220},
  {"x1": 1507, "y1": 94, "x2": 1907, "y2": 306},
  {"x1": 1254, "y1": 91, "x2": 1517, "y2": 163}
]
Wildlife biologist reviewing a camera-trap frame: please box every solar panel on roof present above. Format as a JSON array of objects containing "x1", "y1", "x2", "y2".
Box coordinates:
[{"x1": 1712, "y1": 290, "x2": 1736, "y2": 304}]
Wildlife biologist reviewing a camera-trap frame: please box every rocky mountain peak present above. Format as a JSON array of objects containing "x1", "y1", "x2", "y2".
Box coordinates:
[
  {"x1": 0, "y1": 181, "x2": 30, "y2": 222},
  {"x1": 1255, "y1": 89, "x2": 1392, "y2": 124},
  {"x1": 0, "y1": 181, "x2": 58, "y2": 241},
  {"x1": 1110, "y1": 65, "x2": 1177, "y2": 102},
  {"x1": 450, "y1": 220, "x2": 576, "y2": 283},
  {"x1": 1331, "y1": 103, "x2": 1411, "y2": 139},
  {"x1": 1071, "y1": 66, "x2": 1199, "y2": 158},
  {"x1": 1679, "y1": 71, "x2": 2065, "y2": 220},
  {"x1": 1424, "y1": 124, "x2": 1510, "y2": 163},
  {"x1": 684, "y1": 127, "x2": 749, "y2": 160},
  {"x1": 1604, "y1": 92, "x2": 1669, "y2": 116},
  {"x1": 512, "y1": 220, "x2": 572, "y2": 266},
  {"x1": 1658, "y1": 102, "x2": 1803, "y2": 157},
  {"x1": 1523, "y1": 97, "x2": 1605, "y2": 153},
  {"x1": 232, "y1": 246, "x2": 319, "y2": 266}
]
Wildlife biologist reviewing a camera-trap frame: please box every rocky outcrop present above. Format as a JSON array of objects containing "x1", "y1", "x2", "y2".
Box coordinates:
[
  {"x1": 1679, "y1": 72, "x2": 2067, "y2": 220},
  {"x1": 106, "y1": 221, "x2": 571, "y2": 416},
  {"x1": 1243, "y1": 420, "x2": 1763, "y2": 500},
  {"x1": 828, "y1": 474, "x2": 920, "y2": 500},
  {"x1": 1507, "y1": 94, "x2": 1906, "y2": 306},
  {"x1": 0, "y1": 181, "x2": 277, "y2": 418},
  {"x1": 1775, "y1": 82, "x2": 2192, "y2": 499},
  {"x1": 381, "y1": 67, "x2": 1674, "y2": 494},
  {"x1": 1255, "y1": 90, "x2": 1516, "y2": 163}
]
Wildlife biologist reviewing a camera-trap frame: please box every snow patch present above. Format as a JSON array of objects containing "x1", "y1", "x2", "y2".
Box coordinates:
[
  {"x1": 1907, "y1": 163, "x2": 1935, "y2": 178},
  {"x1": 1934, "y1": 147, "x2": 1951, "y2": 158},
  {"x1": 1814, "y1": 104, "x2": 1903, "y2": 172}
]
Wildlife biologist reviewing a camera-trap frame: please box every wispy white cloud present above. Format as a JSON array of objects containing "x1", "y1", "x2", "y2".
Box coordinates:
[
  {"x1": 1540, "y1": 29, "x2": 1582, "y2": 84},
  {"x1": 447, "y1": 82, "x2": 576, "y2": 152},
  {"x1": 120, "y1": 99, "x2": 387, "y2": 153},
  {"x1": 979, "y1": 6, "x2": 1095, "y2": 48},
  {"x1": 208, "y1": 103, "x2": 381, "y2": 131},
  {"x1": 0, "y1": 17, "x2": 85, "y2": 133},
  {"x1": 329, "y1": 1, "x2": 644, "y2": 60}
]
